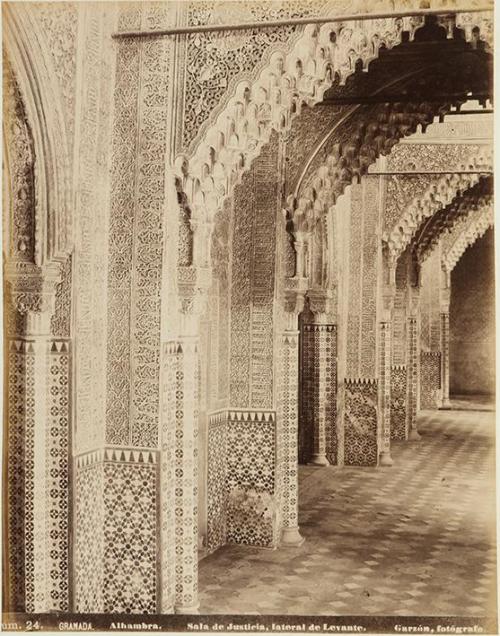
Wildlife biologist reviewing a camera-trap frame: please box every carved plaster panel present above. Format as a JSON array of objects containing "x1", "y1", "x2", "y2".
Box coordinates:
[
  {"x1": 174, "y1": 7, "x2": 491, "y2": 236},
  {"x1": 383, "y1": 145, "x2": 492, "y2": 259},
  {"x1": 3, "y1": 54, "x2": 36, "y2": 263},
  {"x1": 442, "y1": 203, "x2": 494, "y2": 273},
  {"x1": 29, "y1": 2, "x2": 78, "y2": 160}
]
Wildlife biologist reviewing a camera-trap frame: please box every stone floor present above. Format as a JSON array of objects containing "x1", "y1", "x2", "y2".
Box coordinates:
[{"x1": 198, "y1": 399, "x2": 497, "y2": 616}]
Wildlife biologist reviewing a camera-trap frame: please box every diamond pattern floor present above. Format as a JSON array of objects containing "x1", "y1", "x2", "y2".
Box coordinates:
[{"x1": 198, "y1": 400, "x2": 497, "y2": 616}]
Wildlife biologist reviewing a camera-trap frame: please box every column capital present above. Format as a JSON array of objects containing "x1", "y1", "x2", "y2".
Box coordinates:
[
  {"x1": 176, "y1": 265, "x2": 213, "y2": 335},
  {"x1": 407, "y1": 285, "x2": 421, "y2": 316},
  {"x1": 381, "y1": 283, "x2": 396, "y2": 321},
  {"x1": 440, "y1": 286, "x2": 451, "y2": 313},
  {"x1": 307, "y1": 288, "x2": 335, "y2": 323},
  {"x1": 4, "y1": 260, "x2": 61, "y2": 336},
  {"x1": 284, "y1": 277, "x2": 308, "y2": 319}
]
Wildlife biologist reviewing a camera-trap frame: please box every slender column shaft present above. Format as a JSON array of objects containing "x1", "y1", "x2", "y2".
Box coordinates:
[
  {"x1": 301, "y1": 322, "x2": 336, "y2": 466},
  {"x1": 161, "y1": 338, "x2": 200, "y2": 613},
  {"x1": 440, "y1": 312, "x2": 452, "y2": 409},
  {"x1": 379, "y1": 322, "x2": 393, "y2": 466},
  {"x1": 278, "y1": 326, "x2": 304, "y2": 547},
  {"x1": 407, "y1": 316, "x2": 421, "y2": 440}
]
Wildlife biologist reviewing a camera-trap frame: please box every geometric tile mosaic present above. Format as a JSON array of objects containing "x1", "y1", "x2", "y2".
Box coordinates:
[
  {"x1": 207, "y1": 411, "x2": 227, "y2": 552},
  {"x1": 300, "y1": 324, "x2": 337, "y2": 465},
  {"x1": 420, "y1": 351, "x2": 441, "y2": 409},
  {"x1": 344, "y1": 379, "x2": 378, "y2": 466},
  {"x1": 226, "y1": 411, "x2": 277, "y2": 548},
  {"x1": 391, "y1": 364, "x2": 407, "y2": 440},
  {"x1": 74, "y1": 449, "x2": 158, "y2": 613}
]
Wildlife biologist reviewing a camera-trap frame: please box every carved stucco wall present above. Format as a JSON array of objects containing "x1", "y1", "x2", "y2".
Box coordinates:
[
  {"x1": 450, "y1": 228, "x2": 495, "y2": 396},
  {"x1": 73, "y1": 4, "x2": 117, "y2": 454},
  {"x1": 105, "y1": 29, "x2": 172, "y2": 450},
  {"x1": 3, "y1": 0, "x2": 494, "y2": 612},
  {"x1": 3, "y1": 1, "x2": 83, "y2": 612},
  {"x1": 336, "y1": 176, "x2": 381, "y2": 466},
  {"x1": 29, "y1": 2, "x2": 78, "y2": 169},
  {"x1": 74, "y1": 3, "x2": 178, "y2": 613},
  {"x1": 419, "y1": 248, "x2": 441, "y2": 353},
  {"x1": 199, "y1": 199, "x2": 232, "y2": 545},
  {"x1": 344, "y1": 177, "x2": 380, "y2": 379},
  {"x1": 383, "y1": 143, "x2": 491, "y2": 238},
  {"x1": 229, "y1": 132, "x2": 280, "y2": 409}
]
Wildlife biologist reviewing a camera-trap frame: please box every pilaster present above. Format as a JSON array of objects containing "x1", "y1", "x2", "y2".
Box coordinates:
[
  {"x1": 5, "y1": 262, "x2": 71, "y2": 613},
  {"x1": 338, "y1": 178, "x2": 381, "y2": 467},
  {"x1": 74, "y1": 5, "x2": 176, "y2": 613},
  {"x1": 419, "y1": 249, "x2": 442, "y2": 409}
]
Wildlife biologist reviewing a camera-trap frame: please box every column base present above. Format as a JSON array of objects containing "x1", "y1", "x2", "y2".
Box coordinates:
[
  {"x1": 439, "y1": 399, "x2": 452, "y2": 410},
  {"x1": 408, "y1": 428, "x2": 421, "y2": 441},
  {"x1": 175, "y1": 602, "x2": 200, "y2": 614},
  {"x1": 281, "y1": 526, "x2": 305, "y2": 547},
  {"x1": 309, "y1": 454, "x2": 330, "y2": 466},
  {"x1": 379, "y1": 451, "x2": 393, "y2": 467}
]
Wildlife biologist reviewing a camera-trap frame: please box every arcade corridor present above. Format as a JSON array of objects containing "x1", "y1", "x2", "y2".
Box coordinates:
[{"x1": 198, "y1": 399, "x2": 497, "y2": 616}]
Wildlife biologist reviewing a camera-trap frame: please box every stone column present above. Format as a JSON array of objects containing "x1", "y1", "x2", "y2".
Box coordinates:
[
  {"x1": 419, "y1": 249, "x2": 442, "y2": 409},
  {"x1": 302, "y1": 291, "x2": 337, "y2": 466},
  {"x1": 407, "y1": 286, "x2": 421, "y2": 440},
  {"x1": 161, "y1": 334, "x2": 200, "y2": 613},
  {"x1": 439, "y1": 311, "x2": 452, "y2": 409},
  {"x1": 439, "y1": 273, "x2": 452, "y2": 410},
  {"x1": 278, "y1": 286, "x2": 307, "y2": 547},
  {"x1": 379, "y1": 284, "x2": 396, "y2": 466},
  {"x1": 5, "y1": 262, "x2": 71, "y2": 613},
  {"x1": 159, "y1": 255, "x2": 211, "y2": 613}
]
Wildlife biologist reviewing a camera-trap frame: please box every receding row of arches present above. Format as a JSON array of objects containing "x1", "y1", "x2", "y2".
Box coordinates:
[{"x1": 3, "y1": 3, "x2": 494, "y2": 615}]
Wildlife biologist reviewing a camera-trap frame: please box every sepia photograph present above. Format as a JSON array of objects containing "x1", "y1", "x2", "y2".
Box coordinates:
[{"x1": 1, "y1": 0, "x2": 497, "y2": 634}]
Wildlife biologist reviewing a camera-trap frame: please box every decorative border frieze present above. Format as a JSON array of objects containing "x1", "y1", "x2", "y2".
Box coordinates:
[{"x1": 75, "y1": 447, "x2": 159, "y2": 469}]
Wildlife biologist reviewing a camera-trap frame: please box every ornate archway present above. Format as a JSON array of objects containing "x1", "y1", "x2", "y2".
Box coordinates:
[{"x1": 2, "y1": 0, "x2": 494, "y2": 617}]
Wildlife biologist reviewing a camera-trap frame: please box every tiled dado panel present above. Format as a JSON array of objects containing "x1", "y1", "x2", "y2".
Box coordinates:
[
  {"x1": 300, "y1": 324, "x2": 337, "y2": 465},
  {"x1": 391, "y1": 365, "x2": 408, "y2": 440},
  {"x1": 227, "y1": 411, "x2": 277, "y2": 548},
  {"x1": 420, "y1": 351, "x2": 441, "y2": 409},
  {"x1": 74, "y1": 449, "x2": 159, "y2": 613},
  {"x1": 344, "y1": 379, "x2": 378, "y2": 466},
  {"x1": 207, "y1": 410, "x2": 278, "y2": 549},
  {"x1": 207, "y1": 412, "x2": 227, "y2": 552},
  {"x1": 6, "y1": 339, "x2": 70, "y2": 613}
]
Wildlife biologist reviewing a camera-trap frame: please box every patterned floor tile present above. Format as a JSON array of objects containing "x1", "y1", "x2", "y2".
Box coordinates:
[{"x1": 198, "y1": 401, "x2": 497, "y2": 616}]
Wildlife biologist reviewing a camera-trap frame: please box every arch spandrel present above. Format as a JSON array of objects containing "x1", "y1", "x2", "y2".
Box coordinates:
[
  {"x1": 173, "y1": 6, "x2": 492, "y2": 245},
  {"x1": 176, "y1": 0, "x2": 493, "y2": 155},
  {"x1": 441, "y1": 202, "x2": 494, "y2": 273},
  {"x1": 3, "y1": 2, "x2": 77, "y2": 265},
  {"x1": 2, "y1": 53, "x2": 36, "y2": 265},
  {"x1": 382, "y1": 146, "x2": 492, "y2": 260},
  {"x1": 415, "y1": 177, "x2": 493, "y2": 262}
]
